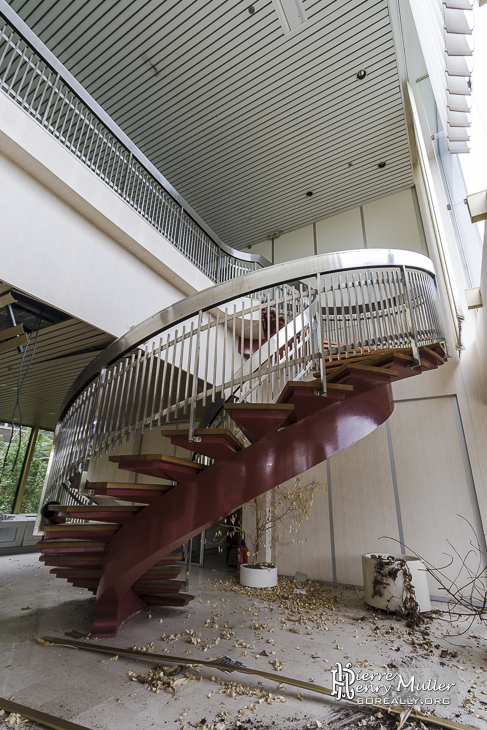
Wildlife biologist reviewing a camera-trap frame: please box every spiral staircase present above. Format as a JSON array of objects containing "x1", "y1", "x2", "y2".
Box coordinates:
[{"x1": 36, "y1": 251, "x2": 447, "y2": 637}]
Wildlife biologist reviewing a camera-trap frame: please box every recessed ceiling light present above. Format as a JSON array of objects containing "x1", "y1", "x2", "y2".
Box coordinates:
[
  {"x1": 378, "y1": 161, "x2": 387, "y2": 169},
  {"x1": 248, "y1": 5, "x2": 256, "y2": 14},
  {"x1": 356, "y1": 69, "x2": 367, "y2": 80},
  {"x1": 306, "y1": 191, "x2": 313, "y2": 197}
]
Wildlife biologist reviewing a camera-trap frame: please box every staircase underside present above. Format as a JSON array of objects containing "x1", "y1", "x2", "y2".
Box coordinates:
[{"x1": 37, "y1": 343, "x2": 447, "y2": 637}]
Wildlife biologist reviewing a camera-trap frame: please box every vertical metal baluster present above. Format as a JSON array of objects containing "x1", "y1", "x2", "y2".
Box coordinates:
[
  {"x1": 126, "y1": 349, "x2": 142, "y2": 441},
  {"x1": 299, "y1": 283, "x2": 306, "y2": 370},
  {"x1": 370, "y1": 271, "x2": 385, "y2": 348},
  {"x1": 230, "y1": 305, "x2": 236, "y2": 399},
  {"x1": 257, "y1": 300, "x2": 263, "y2": 400},
  {"x1": 384, "y1": 270, "x2": 398, "y2": 348},
  {"x1": 2, "y1": 35, "x2": 23, "y2": 92},
  {"x1": 141, "y1": 342, "x2": 155, "y2": 434},
  {"x1": 19, "y1": 54, "x2": 40, "y2": 109},
  {"x1": 0, "y1": 28, "x2": 15, "y2": 72},
  {"x1": 417, "y1": 272, "x2": 430, "y2": 344},
  {"x1": 58, "y1": 89, "x2": 73, "y2": 143},
  {"x1": 248, "y1": 295, "x2": 254, "y2": 398},
  {"x1": 203, "y1": 313, "x2": 211, "y2": 407},
  {"x1": 158, "y1": 333, "x2": 170, "y2": 425},
  {"x1": 282, "y1": 285, "x2": 288, "y2": 387},
  {"x1": 239, "y1": 301, "x2": 246, "y2": 398},
  {"x1": 133, "y1": 345, "x2": 149, "y2": 437},
  {"x1": 344, "y1": 277, "x2": 350, "y2": 355},
  {"x1": 377, "y1": 270, "x2": 390, "y2": 348},
  {"x1": 175, "y1": 327, "x2": 186, "y2": 419},
  {"x1": 183, "y1": 322, "x2": 194, "y2": 414},
  {"x1": 391, "y1": 270, "x2": 407, "y2": 347},
  {"x1": 166, "y1": 329, "x2": 178, "y2": 421},
  {"x1": 354, "y1": 275, "x2": 362, "y2": 355},
  {"x1": 424, "y1": 275, "x2": 438, "y2": 342},
  {"x1": 150, "y1": 337, "x2": 163, "y2": 429},
  {"x1": 106, "y1": 361, "x2": 123, "y2": 450},
  {"x1": 189, "y1": 311, "x2": 203, "y2": 440},
  {"x1": 93, "y1": 368, "x2": 111, "y2": 458},
  {"x1": 401, "y1": 267, "x2": 421, "y2": 363},
  {"x1": 119, "y1": 353, "x2": 134, "y2": 443},
  {"x1": 221, "y1": 307, "x2": 228, "y2": 399},
  {"x1": 316, "y1": 274, "x2": 326, "y2": 394},
  {"x1": 331, "y1": 276, "x2": 341, "y2": 359},
  {"x1": 99, "y1": 368, "x2": 115, "y2": 455},
  {"x1": 113, "y1": 357, "x2": 129, "y2": 444},
  {"x1": 212, "y1": 311, "x2": 220, "y2": 402},
  {"x1": 12, "y1": 47, "x2": 30, "y2": 103}
]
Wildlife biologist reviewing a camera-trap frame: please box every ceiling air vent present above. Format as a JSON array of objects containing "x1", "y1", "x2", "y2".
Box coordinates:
[{"x1": 272, "y1": 0, "x2": 308, "y2": 35}]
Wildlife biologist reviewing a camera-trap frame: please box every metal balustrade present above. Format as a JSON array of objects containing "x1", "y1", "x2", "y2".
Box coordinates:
[
  {"x1": 0, "y1": 5, "x2": 268, "y2": 283},
  {"x1": 37, "y1": 250, "x2": 446, "y2": 518}
]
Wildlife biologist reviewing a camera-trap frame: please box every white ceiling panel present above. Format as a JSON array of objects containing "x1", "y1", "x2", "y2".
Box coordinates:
[{"x1": 7, "y1": 0, "x2": 413, "y2": 249}]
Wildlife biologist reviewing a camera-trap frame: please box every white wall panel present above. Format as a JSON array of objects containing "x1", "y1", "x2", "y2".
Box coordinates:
[
  {"x1": 275, "y1": 463, "x2": 332, "y2": 581},
  {"x1": 273, "y1": 226, "x2": 314, "y2": 264},
  {"x1": 362, "y1": 189, "x2": 424, "y2": 253},
  {"x1": 316, "y1": 207, "x2": 364, "y2": 253},
  {"x1": 246, "y1": 239, "x2": 273, "y2": 263},
  {"x1": 388, "y1": 397, "x2": 479, "y2": 594},
  {"x1": 330, "y1": 423, "x2": 400, "y2": 586}
]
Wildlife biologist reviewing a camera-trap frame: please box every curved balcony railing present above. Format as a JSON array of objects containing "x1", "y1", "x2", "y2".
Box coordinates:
[
  {"x1": 38, "y1": 250, "x2": 446, "y2": 515},
  {"x1": 0, "y1": 4, "x2": 268, "y2": 283}
]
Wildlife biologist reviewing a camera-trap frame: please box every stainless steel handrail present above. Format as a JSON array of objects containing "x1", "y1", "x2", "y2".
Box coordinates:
[
  {"x1": 0, "y1": 2, "x2": 269, "y2": 283},
  {"x1": 35, "y1": 249, "x2": 446, "y2": 521},
  {"x1": 62, "y1": 248, "x2": 437, "y2": 411}
]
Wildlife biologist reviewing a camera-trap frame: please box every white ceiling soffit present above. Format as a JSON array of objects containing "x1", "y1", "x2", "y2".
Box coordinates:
[
  {"x1": 409, "y1": 0, "x2": 474, "y2": 155},
  {"x1": 0, "y1": 319, "x2": 114, "y2": 430},
  {"x1": 6, "y1": 0, "x2": 413, "y2": 249}
]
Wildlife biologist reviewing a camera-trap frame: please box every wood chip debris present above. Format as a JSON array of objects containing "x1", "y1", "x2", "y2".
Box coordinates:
[{"x1": 127, "y1": 665, "x2": 200, "y2": 695}]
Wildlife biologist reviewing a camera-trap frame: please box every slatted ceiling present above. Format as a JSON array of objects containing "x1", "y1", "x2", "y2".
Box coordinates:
[
  {"x1": 0, "y1": 318, "x2": 114, "y2": 430},
  {"x1": 7, "y1": 0, "x2": 413, "y2": 249}
]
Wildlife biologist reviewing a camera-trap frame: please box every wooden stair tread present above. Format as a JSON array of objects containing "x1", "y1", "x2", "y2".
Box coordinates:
[
  {"x1": 164, "y1": 427, "x2": 241, "y2": 445},
  {"x1": 36, "y1": 539, "x2": 107, "y2": 550},
  {"x1": 109, "y1": 453, "x2": 204, "y2": 469},
  {"x1": 43, "y1": 524, "x2": 120, "y2": 532},
  {"x1": 420, "y1": 345, "x2": 446, "y2": 364},
  {"x1": 224, "y1": 403, "x2": 294, "y2": 411},
  {"x1": 326, "y1": 362, "x2": 399, "y2": 383},
  {"x1": 52, "y1": 505, "x2": 142, "y2": 513},
  {"x1": 88, "y1": 481, "x2": 171, "y2": 491}
]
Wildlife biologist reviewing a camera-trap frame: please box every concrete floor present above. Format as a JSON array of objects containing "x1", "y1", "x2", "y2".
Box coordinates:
[{"x1": 1, "y1": 553, "x2": 487, "y2": 730}]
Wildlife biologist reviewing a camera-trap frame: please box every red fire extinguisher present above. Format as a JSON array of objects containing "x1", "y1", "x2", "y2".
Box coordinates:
[{"x1": 237, "y1": 542, "x2": 249, "y2": 575}]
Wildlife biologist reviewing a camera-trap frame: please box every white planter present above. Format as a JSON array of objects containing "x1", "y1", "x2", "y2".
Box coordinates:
[
  {"x1": 240, "y1": 563, "x2": 277, "y2": 588},
  {"x1": 362, "y1": 553, "x2": 431, "y2": 613}
]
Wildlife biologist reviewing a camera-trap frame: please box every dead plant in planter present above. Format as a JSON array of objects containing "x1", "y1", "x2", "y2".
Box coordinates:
[{"x1": 213, "y1": 476, "x2": 323, "y2": 568}]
